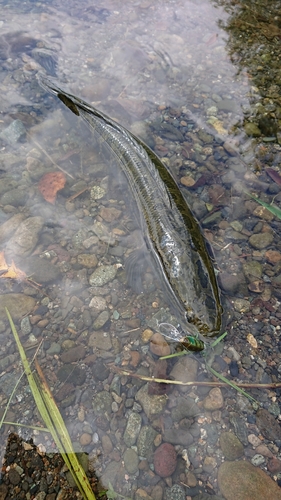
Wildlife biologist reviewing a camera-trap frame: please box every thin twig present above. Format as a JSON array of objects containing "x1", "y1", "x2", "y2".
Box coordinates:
[
  {"x1": 111, "y1": 365, "x2": 281, "y2": 389},
  {"x1": 67, "y1": 187, "x2": 89, "y2": 202},
  {"x1": 27, "y1": 132, "x2": 75, "y2": 179}
]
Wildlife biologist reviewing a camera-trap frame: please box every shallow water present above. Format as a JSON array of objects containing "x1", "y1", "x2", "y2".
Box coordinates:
[{"x1": 1, "y1": 1, "x2": 281, "y2": 499}]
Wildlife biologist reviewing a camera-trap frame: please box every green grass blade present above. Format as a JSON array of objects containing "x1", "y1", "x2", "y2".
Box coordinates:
[
  {"x1": 35, "y1": 360, "x2": 96, "y2": 498},
  {"x1": 210, "y1": 331, "x2": 227, "y2": 348},
  {"x1": 0, "y1": 371, "x2": 25, "y2": 430},
  {"x1": 245, "y1": 191, "x2": 281, "y2": 220},
  {"x1": 160, "y1": 350, "x2": 189, "y2": 360},
  {"x1": 6, "y1": 308, "x2": 96, "y2": 500},
  {"x1": 2, "y1": 422, "x2": 50, "y2": 432},
  {"x1": 207, "y1": 364, "x2": 258, "y2": 403},
  {"x1": 5, "y1": 308, "x2": 55, "y2": 430}
]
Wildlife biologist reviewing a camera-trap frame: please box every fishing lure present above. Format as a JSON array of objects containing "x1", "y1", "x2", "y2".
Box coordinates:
[{"x1": 159, "y1": 322, "x2": 205, "y2": 352}]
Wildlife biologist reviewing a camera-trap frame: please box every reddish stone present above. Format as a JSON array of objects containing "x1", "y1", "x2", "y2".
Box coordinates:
[
  {"x1": 154, "y1": 443, "x2": 177, "y2": 478},
  {"x1": 130, "y1": 351, "x2": 141, "y2": 367},
  {"x1": 268, "y1": 457, "x2": 281, "y2": 473}
]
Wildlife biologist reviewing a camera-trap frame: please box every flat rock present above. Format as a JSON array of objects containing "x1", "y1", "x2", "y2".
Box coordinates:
[
  {"x1": 219, "y1": 272, "x2": 242, "y2": 293},
  {"x1": 135, "y1": 384, "x2": 167, "y2": 419},
  {"x1": 77, "y1": 253, "x2": 98, "y2": 268},
  {"x1": 0, "y1": 293, "x2": 35, "y2": 320},
  {"x1": 0, "y1": 213, "x2": 25, "y2": 244},
  {"x1": 171, "y1": 396, "x2": 200, "y2": 420},
  {"x1": 0, "y1": 119, "x2": 26, "y2": 144},
  {"x1": 5, "y1": 216, "x2": 44, "y2": 257},
  {"x1": 248, "y1": 232, "x2": 274, "y2": 250},
  {"x1": 243, "y1": 261, "x2": 263, "y2": 281},
  {"x1": 89, "y1": 331, "x2": 112, "y2": 351},
  {"x1": 89, "y1": 265, "x2": 117, "y2": 286},
  {"x1": 101, "y1": 461, "x2": 123, "y2": 489},
  {"x1": 256, "y1": 408, "x2": 281, "y2": 441},
  {"x1": 137, "y1": 425, "x2": 157, "y2": 459},
  {"x1": 150, "y1": 332, "x2": 170, "y2": 357},
  {"x1": 218, "y1": 460, "x2": 281, "y2": 500},
  {"x1": 93, "y1": 310, "x2": 110, "y2": 329},
  {"x1": 123, "y1": 448, "x2": 139, "y2": 474},
  {"x1": 92, "y1": 390, "x2": 112, "y2": 416},
  {"x1": 203, "y1": 388, "x2": 224, "y2": 410},
  {"x1": 56, "y1": 364, "x2": 86, "y2": 386},
  {"x1": 0, "y1": 188, "x2": 28, "y2": 207},
  {"x1": 123, "y1": 412, "x2": 142, "y2": 447},
  {"x1": 24, "y1": 256, "x2": 61, "y2": 284},
  {"x1": 169, "y1": 356, "x2": 198, "y2": 393},
  {"x1": 99, "y1": 206, "x2": 121, "y2": 222},
  {"x1": 60, "y1": 345, "x2": 86, "y2": 363},
  {"x1": 166, "y1": 484, "x2": 185, "y2": 500},
  {"x1": 219, "y1": 432, "x2": 244, "y2": 460},
  {"x1": 163, "y1": 428, "x2": 193, "y2": 446}
]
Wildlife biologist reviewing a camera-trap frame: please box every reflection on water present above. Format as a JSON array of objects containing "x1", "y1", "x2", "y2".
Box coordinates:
[{"x1": 1, "y1": 0, "x2": 281, "y2": 499}]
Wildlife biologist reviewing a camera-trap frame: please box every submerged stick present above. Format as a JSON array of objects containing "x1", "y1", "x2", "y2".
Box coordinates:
[{"x1": 112, "y1": 365, "x2": 281, "y2": 389}]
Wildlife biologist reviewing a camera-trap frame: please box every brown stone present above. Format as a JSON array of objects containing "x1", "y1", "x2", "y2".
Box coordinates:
[
  {"x1": 150, "y1": 333, "x2": 170, "y2": 357},
  {"x1": 180, "y1": 175, "x2": 195, "y2": 187},
  {"x1": 219, "y1": 432, "x2": 244, "y2": 460},
  {"x1": 268, "y1": 457, "x2": 281, "y2": 473},
  {"x1": 61, "y1": 345, "x2": 86, "y2": 363},
  {"x1": 79, "y1": 433, "x2": 92, "y2": 446},
  {"x1": 55, "y1": 383, "x2": 75, "y2": 402},
  {"x1": 101, "y1": 435, "x2": 113, "y2": 455},
  {"x1": 218, "y1": 460, "x2": 281, "y2": 500},
  {"x1": 265, "y1": 249, "x2": 281, "y2": 264},
  {"x1": 203, "y1": 387, "x2": 224, "y2": 410},
  {"x1": 256, "y1": 408, "x2": 281, "y2": 441},
  {"x1": 99, "y1": 206, "x2": 121, "y2": 222},
  {"x1": 130, "y1": 350, "x2": 141, "y2": 367}
]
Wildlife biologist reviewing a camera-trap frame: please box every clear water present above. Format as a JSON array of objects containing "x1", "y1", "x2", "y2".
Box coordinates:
[{"x1": 1, "y1": 1, "x2": 281, "y2": 499}]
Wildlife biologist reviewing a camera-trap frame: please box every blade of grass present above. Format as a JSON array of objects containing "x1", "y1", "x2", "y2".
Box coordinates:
[
  {"x1": 35, "y1": 359, "x2": 96, "y2": 498},
  {"x1": 245, "y1": 191, "x2": 281, "y2": 220},
  {"x1": 207, "y1": 364, "x2": 258, "y2": 403},
  {"x1": 210, "y1": 331, "x2": 227, "y2": 348},
  {"x1": 160, "y1": 350, "x2": 189, "y2": 360},
  {"x1": 5, "y1": 308, "x2": 96, "y2": 500},
  {"x1": 0, "y1": 371, "x2": 25, "y2": 430},
  {"x1": 2, "y1": 421, "x2": 50, "y2": 432},
  {"x1": 0, "y1": 339, "x2": 43, "y2": 431}
]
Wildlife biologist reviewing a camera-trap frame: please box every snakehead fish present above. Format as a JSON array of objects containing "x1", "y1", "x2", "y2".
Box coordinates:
[{"x1": 39, "y1": 76, "x2": 223, "y2": 338}]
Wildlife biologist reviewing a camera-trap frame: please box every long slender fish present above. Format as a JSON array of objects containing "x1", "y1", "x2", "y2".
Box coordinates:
[{"x1": 39, "y1": 76, "x2": 223, "y2": 337}]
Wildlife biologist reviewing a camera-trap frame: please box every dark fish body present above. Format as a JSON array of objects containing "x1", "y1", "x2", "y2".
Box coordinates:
[{"x1": 39, "y1": 76, "x2": 222, "y2": 337}]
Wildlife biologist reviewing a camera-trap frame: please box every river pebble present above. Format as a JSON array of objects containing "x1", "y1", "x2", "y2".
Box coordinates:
[
  {"x1": 124, "y1": 412, "x2": 142, "y2": 447},
  {"x1": 89, "y1": 264, "x2": 117, "y2": 286},
  {"x1": 6, "y1": 216, "x2": 44, "y2": 257},
  {"x1": 218, "y1": 460, "x2": 281, "y2": 500},
  {"x1": 154, "y1": 443, "x2": 177, "y2": 477},
  {"x1": 135, "y1": 384, "x2": 167, "y2": 419},
  {"x1": 123, "y1": 448, "x2": 139, "y2": 474},
  {"x1": 219, "y1": 432, "x2": 244, "y2": 460}
]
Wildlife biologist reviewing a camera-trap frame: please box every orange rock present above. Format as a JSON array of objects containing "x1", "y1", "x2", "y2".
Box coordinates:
[
  {"x1": 265, "y1": 249, "x2": 281, "y2": 264},
  {"x1": 38, "y1": 171, "x2": 66, "y2": 204},
  {"x1": 130, "y1": 351, "x2": 141, "y2": 367},
  {"x1": 180, "y1": 175, "x2": 195, "y2": 187}
]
